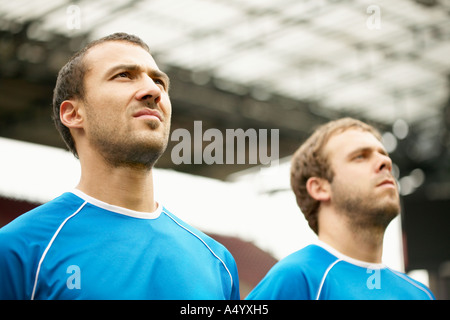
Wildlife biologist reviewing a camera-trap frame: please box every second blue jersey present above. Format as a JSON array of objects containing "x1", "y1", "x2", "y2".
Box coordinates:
[
  {"x1": 246, "y1": 242, "x2": 434, "y2": 300},
  {"x1": 0, "y1": 190, "x2": 240, "y2": 300}
]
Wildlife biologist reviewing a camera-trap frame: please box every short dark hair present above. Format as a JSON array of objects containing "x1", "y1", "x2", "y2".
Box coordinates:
[{"x1": 52, "y1": 33, "x2": 151, "y2": 157}]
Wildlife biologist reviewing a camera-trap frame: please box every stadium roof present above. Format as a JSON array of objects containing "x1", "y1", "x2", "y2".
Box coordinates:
[
  {"x1": 1, "y1": 0, "x2": 448, "y2": 124},
  {"x1": 1, "y1": 0, "x2": 449, "y2": 182}
]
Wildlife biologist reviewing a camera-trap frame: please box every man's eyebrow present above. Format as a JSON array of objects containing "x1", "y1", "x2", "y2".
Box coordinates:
[
  {"x1": 347, "y1": 146, "x2": 388, "y2": 158},
  {"x1": 105, "y1": 64, "x2": 139, "y2": 77},
  {"x1": 106, "y1": 64, "x2": 170, "y2": 88}
]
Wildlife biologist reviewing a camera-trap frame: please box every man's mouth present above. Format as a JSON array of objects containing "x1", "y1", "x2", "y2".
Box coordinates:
[
  {"x1": 376, "y1": 179, "x2": 396, "y2": 189},
  {"x1": 133, "y1": 108, "x2": 162, "y2": 122}
]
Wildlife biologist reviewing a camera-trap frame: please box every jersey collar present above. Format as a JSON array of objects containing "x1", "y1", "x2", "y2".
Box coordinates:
[
  {"x1": 71, "y1": 189, "x2": 163, "y2": 220},
  {"x1": 315, "y1": 239, "x2": 386, "y2": 269}
]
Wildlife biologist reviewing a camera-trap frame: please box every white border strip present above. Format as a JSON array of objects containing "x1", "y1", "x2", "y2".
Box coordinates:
[
  {"x1": 315, "y1": 259, "x2": 342, "y2": 300},
  {"x1": 163, "y1": 211, "x2": 235, "y2": 292},
  {"x1": 30, "y1": 201, "x2": 87, "y2": 300},
  {"x1": 388, "y1": 268, "x2": 434, "y2": 300}
]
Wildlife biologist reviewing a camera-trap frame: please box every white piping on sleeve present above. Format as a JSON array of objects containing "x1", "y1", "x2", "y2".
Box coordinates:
[
  {"x1": 315, "y1": 259, "x2": 342, "y2": 300},
  {"x1": 163, "y1": 211, "x2": 235, "y2": 291},
  {"x1": 387, "y1": 267, "x2": 435, "y2": 300},
  {"x1": 30, "y1": 201, "x2": 87, "y2": 300}
]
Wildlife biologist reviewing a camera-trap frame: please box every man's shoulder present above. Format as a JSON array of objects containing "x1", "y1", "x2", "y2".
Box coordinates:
[
  {"x1": 258, "y1": 244, "x2": 339, "y2": 288},
  {"x1": 275, "y1": 244, "x2": 338, "y2": 272},
  {"x1": 246, "y1": 244, "x2": 337, "y2": 300},
  {"x1": 385, "y1": 268, "x2": 436, "y2": 300},
  {"x1": 0, "y1": 192, "x2": 86, "y2": 299},
  {"x1": 0, "y1": 192, "x2": 84, "y2": 244},
  {"x1": 161, "y1": 207, "x2": 232, "y2": 256},
  {"x1": 161, "y1": 207, "x2": 240, "y2": 299}
]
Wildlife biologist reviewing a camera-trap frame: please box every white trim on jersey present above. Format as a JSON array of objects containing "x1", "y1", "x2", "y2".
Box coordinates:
[
  {"x1": 72, "y1": 188, "x2": 234, "y2": 288},
  {"x1": 31, "y1": 201, "x2": 88, "y2": 300},
  {"x1": 163, "y1": 212, "x2": 235, "y2": 290},
  {"x1": 315, "y1": 259, "x2": 342, "y2": 300},
  {"x1": 387, "y1": 268, "x2": 435, "y2": 300},
  {"x1": 315, "y1": 240, "x2": 386, "y2": 269},
  {"x1": 31, "y1": 191, "x2": 234, "y2": 299},
  {"x1": 71, "y1": 189, "x2": 162, "y2": 220},
  {"x1": 313, "y1": 240, "x2": 434, "y2": 300}
]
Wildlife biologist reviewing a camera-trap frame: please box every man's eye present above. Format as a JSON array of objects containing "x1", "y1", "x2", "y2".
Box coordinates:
[
  {"x1": 115, "y1": 72, "x2": 130, "y2": 78},
  {"x1": 154, "y1": 79, "x2": 165, "y2": 87}
]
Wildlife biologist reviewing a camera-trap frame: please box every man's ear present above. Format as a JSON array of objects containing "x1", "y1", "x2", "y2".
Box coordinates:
[
  {"x1": 60, "y1": 100, "x2": 84, "y2": 129},
  {"x1": 306, "y1": 177, "x2": 331, "y2": 202}
]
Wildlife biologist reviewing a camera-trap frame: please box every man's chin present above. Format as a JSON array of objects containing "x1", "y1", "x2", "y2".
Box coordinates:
[{"x1": 144, "y1": 118, "x2": 161, "y2": 130}]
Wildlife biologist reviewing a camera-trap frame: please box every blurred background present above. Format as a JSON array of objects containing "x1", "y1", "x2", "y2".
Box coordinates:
[{"x1": 0, "y1": 0, "x2": 449, "y2": 299}]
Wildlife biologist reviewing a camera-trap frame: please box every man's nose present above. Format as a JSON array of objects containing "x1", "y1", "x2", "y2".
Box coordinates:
[
  {"x1": 377, "y1": 152, "x2": 393, "y2": 173},
  {"x1": 135, "y1": 75, "x2": 161, "y2": 104}
]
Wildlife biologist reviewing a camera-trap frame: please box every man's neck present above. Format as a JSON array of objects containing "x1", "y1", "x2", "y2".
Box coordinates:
[
  {"x1": 76, "y1": 155, "x2": 157, "y2": 213},
  {"x1": 318, "y1": 209, "x2": 385, "y2": 263}
]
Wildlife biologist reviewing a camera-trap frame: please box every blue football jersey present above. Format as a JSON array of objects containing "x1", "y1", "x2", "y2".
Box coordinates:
[
  {"x1": 246, "y1": 241, "x2": 434, "y2": 300},
  {"x1": 0, "y1": 190, "x2": 240, "y2": 300}
]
